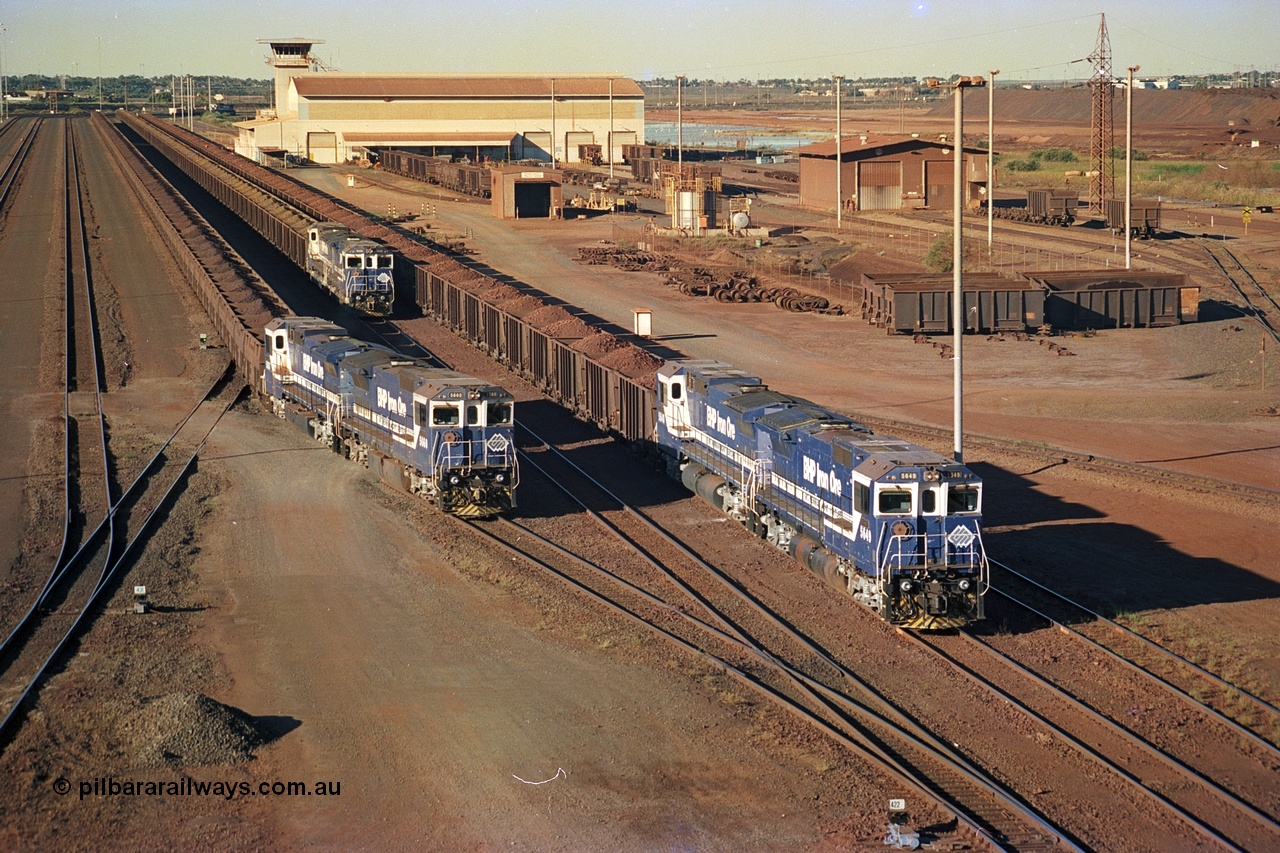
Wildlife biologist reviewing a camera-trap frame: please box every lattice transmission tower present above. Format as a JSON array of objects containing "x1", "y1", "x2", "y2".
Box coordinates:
[{"x1": 1087, "y1": 13, "x2": 1115, "y2": 216}]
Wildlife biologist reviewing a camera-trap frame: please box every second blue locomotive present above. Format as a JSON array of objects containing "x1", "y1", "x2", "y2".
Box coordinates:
[
  {"x1": 305, "y1": 222, "x2": 395, "y2": 315},
  {"x1": 263, "y1": 317, "x2": 517, "y2": 516},
  {"x1": 656, "y1": 360, "x2": 987, "y2": 628}
]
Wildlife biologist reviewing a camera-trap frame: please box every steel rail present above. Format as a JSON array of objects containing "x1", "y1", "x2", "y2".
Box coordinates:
[
  {"x1": 990, "y1": 559, "x2": 1280, "y2": 757},
  {"x1": 0, "y1": 367, "x2": 232, "y2": 659},
  {"x1": 0, "y1": 116, "x2": 39, "y2": 212},
  {"x1": 1201, "y1": 240, "x2": 1280, "y2": 346},
  {"x1": 854, "y1": 413, "x2": 1280, "y2": 509},
  {"x1": 908, "y1": 630, "x2": 1252, "y2": 852}
]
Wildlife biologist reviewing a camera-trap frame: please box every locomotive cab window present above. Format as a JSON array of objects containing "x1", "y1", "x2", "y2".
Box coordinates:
[
  {"x1": 947, "y1": 485, "x2": 980, "y2": 513},
  {"x1": 273, "y1": 334, "x2": 285, "y2": 350},
  {"x1": 346, "y1": 255, "x2": 364, "y2": 269},
  {"x1": 854, "y1": 482, "x2": 871, "y2": 515},
  {"x1": 431, "y1": 404, "x2": 460, "y2": 426},
  {"x1": 487, "y1": 402, "x2": 513, "y2": 426},
  {"x1": 466, "y1": 404, "x2": 479, "y2": 426},
  {"x1": 377, "y1": 255, "x2": 393, "y2": 269},
  {"x1": 415, "y1": 402, "x2": 428, "y2": 427},
  {"x1": 921, "y1": 488, "x2": 938, "y2": 515},
  {"x1": 877, "y1": 488, "x2": 913, "y2": 515},
  {"x1": 670, "y1": 381, "x2": 683, "y2": 400}
]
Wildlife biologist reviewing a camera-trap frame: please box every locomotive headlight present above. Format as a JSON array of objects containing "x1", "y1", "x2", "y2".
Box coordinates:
[
  {"x1": 924, "y1": 469, "x2": 940, "y2": 481},
  {"x1": 449, "y1": 474, "x2": 462, "y2": 485},
  {"x1": 958, "y1": 579, "x2": 971, "y2": 591},
  {"x1": 899, "y1": 579, "x2": 914, "y2": 592},
  {"x1": 495, "y1": 472, "x2": 506, "y2": 483}
]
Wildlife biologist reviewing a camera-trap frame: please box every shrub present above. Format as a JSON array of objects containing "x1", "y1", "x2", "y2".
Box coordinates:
[
  {"x1": 1031, "y1": 147, "x2": 1077, "y2": 162},
  {"x1": 923, "y1": 232, "x2": 953, "y2": 273},
  {"x1": 1003, "y1": 158, "x2": 1041, "y2": 172},
  {"x1": 1144, "y1": 162, "x2": 1203, "y2": 179}
]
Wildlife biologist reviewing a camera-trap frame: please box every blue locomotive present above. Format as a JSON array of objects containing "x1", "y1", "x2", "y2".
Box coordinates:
[
  {"x1": 656, "y1": 360, "x2": 986, "y2": 628},
  {"x1": 263, "y1": 317, "x2": 517, "y2": 517},
  {"x1": 305, "y1": 223, "x2": 395, "y2": 315}
]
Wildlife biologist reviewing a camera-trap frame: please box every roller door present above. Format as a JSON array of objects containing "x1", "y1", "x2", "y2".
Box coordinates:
[
  {"x1": 307, "y1": 132, "x2": 338, "y2": 164},
  {"x1": 566, "y1": 132, "x2": 594, "y2": 163},
  {"x1": 514, "y1": 182, "x2": 552, "y2": 218},
  {"x1": 858, "y1": 161, "x2": 902, "y2": 210},
  {"x1": 925, "y1": 160, "x2": 954, "y2": 210},
  {"x1": 521, "y1": 132, "x2": 551, "y2": 161},
  {"x1": 609, "y1": 131, "x2": 636, "y2": 165}
]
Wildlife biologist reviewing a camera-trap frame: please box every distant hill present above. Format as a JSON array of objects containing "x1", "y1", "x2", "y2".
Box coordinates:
[{"x1": 929, "y1": 87, "x2": 1280, "y2": 129}]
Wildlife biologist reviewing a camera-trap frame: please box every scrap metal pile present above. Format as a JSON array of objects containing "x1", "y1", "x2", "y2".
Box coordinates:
[
  {"x1": 576, "y1": 245, "x2": 677, "y2": 272},
  {"x1": 577, "y1": 246, "x2": 844, "y2": 315},
  {"x1": 667, "y1": 267, "x2": 844, "y2": 314}
]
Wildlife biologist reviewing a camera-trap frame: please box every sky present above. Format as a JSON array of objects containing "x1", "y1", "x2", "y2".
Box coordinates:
[{"x1": 0, "y1": 0, "x2": 1274, "y2": 83}]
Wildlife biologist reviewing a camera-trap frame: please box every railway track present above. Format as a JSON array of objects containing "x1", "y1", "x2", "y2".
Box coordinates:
[
  {"x1": 904, "y1": 622, "x2": 1280, "y2": 852},
  {"x1": 74, "y1": 114, "x2": 1274, "y2": 845},
  {"x1": 1201, "y1": 239, "x2": 1280, "y2": 345},
  {"x1": 852, "y1": 206, "x2": 1266, "y2": 305},
  {"x1": 464, "y1": 425, "x2": 1096, "y2": 850},
  {"x1": 0, "y1": 116, "x2": 39, "y2": 210},
  {"x1": 990, "y1": 559, "x2": 1280, "y2": 747},
  {"x1": 0, "y1": 117, "x2": 245, "y2": 744}
]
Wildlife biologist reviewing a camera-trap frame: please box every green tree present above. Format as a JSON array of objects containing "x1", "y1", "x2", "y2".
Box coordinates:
[{"x1": 923, "y1": 232, "x2": 954, "y2": 273}]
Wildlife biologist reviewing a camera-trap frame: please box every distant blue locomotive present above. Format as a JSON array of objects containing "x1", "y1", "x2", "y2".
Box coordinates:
[
  {"x1": 305, "y1": 222, "x2": 395, "y2": 315},
  {"x1": 263, "y1": 317, "x2": 517, "y2": 516},
  {"x1": 656, "y1": 360, "x2": 986, "y2": 628}
]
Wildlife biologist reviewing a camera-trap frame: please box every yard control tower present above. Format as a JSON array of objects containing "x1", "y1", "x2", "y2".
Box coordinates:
[{"x1": 258, "y1": 37, "x2": 325, "y2": 117}]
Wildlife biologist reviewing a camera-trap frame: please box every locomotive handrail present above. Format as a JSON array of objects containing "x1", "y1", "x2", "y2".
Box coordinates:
[
  {"x1": 432, "y1": 434, "x2": 517, "y2": 473},
  {"x1": 876, "y1": 527, "x2": 986, "y2": 579}
]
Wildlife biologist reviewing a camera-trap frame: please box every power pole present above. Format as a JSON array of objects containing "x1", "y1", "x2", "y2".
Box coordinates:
[
  {"x1": 834, "y1": 74, "x2": 844, "y2": 229},
  {"x1": 988, "y1": 70, "x2": 999, "y2": 247},
  {"x1": 1125, "y1": 65, "x2": 1139, "y2": 269},
  {"x1": 1087, "y1": 13, "x2": 1115, "y2": 216},
  {"x1": 928, "y1": 75, "x2": 985, "y2": 464},
  {"x1": 676, "y1": 75, "x2": 685, "y2": 167}
]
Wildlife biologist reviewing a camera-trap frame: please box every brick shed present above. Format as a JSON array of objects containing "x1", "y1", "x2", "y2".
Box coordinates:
[{"x1": 796, "y1": 134, "x2": 990, "y2": 213}]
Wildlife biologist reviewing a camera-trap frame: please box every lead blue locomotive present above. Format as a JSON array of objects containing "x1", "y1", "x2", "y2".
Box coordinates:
[
  {"x1": 305, "y1": 223, "x2": 395, "y2": 315},
  {"x1": 263, "y1": 317, "x2": 517, "y2": 517},
  {"x1": 656, "y1": 360, "x2": 986, "y2": 628}
]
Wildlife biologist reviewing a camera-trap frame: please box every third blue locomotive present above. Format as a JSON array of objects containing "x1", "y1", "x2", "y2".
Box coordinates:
[{"x1": 655, "y1": 360, "x2": 987, "y2": 628}]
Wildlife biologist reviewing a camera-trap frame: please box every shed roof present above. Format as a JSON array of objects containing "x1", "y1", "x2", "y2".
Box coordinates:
[
  {"x1": 292, "y1": 74, "x2": 645, "y2": 100},
  {"x1": 795, "y1": 135, "x2": 988, "y2": 159}
]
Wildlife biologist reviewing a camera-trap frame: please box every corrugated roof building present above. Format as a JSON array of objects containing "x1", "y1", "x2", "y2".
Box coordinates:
[
  {"x1": 796, "y1": 134, "x2": 990, "y2": 213},
  {"x1": 234, "y1": 72, "x2": 645, "y2": 167}
]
